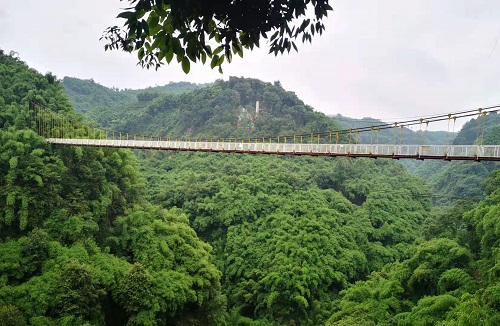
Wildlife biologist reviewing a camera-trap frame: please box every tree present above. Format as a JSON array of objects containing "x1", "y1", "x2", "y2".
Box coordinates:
[
  {"x1": 101, "y1": 0, "x2": 333, "y2": 73},
  {"x1": 0, "y1": 305, "x2": 26, "y2": 326},
  {"x1": 56, "y1": 261, "x2": 105, "y2": 323},
  {"x1": 116, "y1": 263, "x2": 155, "y2": 315}
]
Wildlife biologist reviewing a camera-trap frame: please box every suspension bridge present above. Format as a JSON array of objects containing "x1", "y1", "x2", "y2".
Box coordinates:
[{"x1": 30, "y1": 103, "x2": 500, "y2": 161}]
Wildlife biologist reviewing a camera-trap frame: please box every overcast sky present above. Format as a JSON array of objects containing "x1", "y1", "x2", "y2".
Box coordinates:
[{"x1": 1, "y1": 0, "x2": 500, "y2": 130}]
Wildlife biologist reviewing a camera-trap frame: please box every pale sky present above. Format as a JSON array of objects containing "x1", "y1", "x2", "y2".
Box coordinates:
[{"x1": 1, "y1": 0, "x2": 500, "y2": 130}]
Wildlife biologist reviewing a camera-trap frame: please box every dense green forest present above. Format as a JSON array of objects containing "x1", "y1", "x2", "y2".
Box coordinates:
[
  {"x1": 62, "y1": 77, "x2": 340, "y2": 139},
  {"x1": 332, "y1": 114, "x2": 450, "y2": 146},
  {"x1": 1, "y1": 51, "x2": 500, "y2": 325},
  {"x1": 63, "y1": 77, "x2": 205, "y2": 114},
  {"x1": 0, "y1": 51, "x2": 224, "y2": 325},
  {"x1": 334, "y1": 113, "x2": 500, "y2": 205},
  {"x1": 406, "y1": 114, "x2": 499, "y2": 206}
]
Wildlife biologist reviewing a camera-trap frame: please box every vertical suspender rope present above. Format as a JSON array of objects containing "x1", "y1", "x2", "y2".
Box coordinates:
[
  {"x1": 480, "y1": 111, "x2": 487, "y2": 146},
  {"x1": 474, "y1": 109, "x2": 482, "y2": 157},
  {"x1": 48, "y1": 111, "x2": 51, "y2": 138},
  {"x1": 424, "y1": 121, "x2": 429, "y2": 146},
  {"x1": 399, "y1": 125, "x2": 403, "y2": 156},
  {"x1": 475, "y1": 109, "x2": 482, "y2": 145},
  {"x1": 445, "y1": 114, "x2": 451, "y2": 155},
  {"x1": 43, "y1": 109, "x2": 46, "y2": 137},
  {"x1": 417, "y1": 118, "x2": 423, "y2": 154},
  {"x1": 393, "y1": 122, "x2": 398, "y2": 155},
  {"x1": 450, "y1": 116, "x2": 456, "y2": 156},
  {"x1": 35, "y1": 105, "x2": 38, "y2": 135},
  {"x1": 369, "y1": 127, "x2": 373, "y2": 155},
  {"x1": 41, "y1": 109, "x2": 44, "y2": 137},
  {"x1": 348, "y1": 129, "x2": 352, "y2": 154},
  {"x1": 452, "y1": 116, "x2": 456, "y2": 143}
]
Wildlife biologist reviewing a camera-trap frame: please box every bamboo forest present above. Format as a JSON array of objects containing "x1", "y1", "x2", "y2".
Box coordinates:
[{"x1": 0, "y1": 50, "x2": 499, "y2": 326}]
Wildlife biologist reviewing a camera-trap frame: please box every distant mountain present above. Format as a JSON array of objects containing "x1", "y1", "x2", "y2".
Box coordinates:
[
  {"x1": 408, "y1": 112, "x2": 499, "y2": 204},
  {"x1": 331, "y1": 111, "x2": 500, "y2": 146},
  {"x1": 453, "y1": 111, "x2": 500, "y2": 145},
  {"x1": 62, "y1": 77, "x2": 205, "y2": 114},
  {"x1": 331, "y1": 114, "x2": 451, "y2": 145},
  {"x1": 62, "y1": 75, "x2": 499, "y2": 206},
  {"x1": 63, "y1": 76, "x2": 341, "y2": 139}
]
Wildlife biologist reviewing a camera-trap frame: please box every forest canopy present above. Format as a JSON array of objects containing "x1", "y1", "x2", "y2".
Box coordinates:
[{"x1": 1, "y1": 49, "x2": 500, "y2": 325}]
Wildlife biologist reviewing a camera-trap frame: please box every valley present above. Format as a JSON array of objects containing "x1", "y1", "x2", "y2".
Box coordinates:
[{"x1": 0, "y1": 51, "x2": 499, "y2": 325}]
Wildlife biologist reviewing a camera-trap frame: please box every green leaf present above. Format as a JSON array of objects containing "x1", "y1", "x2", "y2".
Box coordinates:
[
  {"x1": 181, "y1": 57, "x2": 190, "y2": 74},
  {"x1": 117, "y1": 11, "x2": 135, "y2": 19},
  {"x1": 176, "y1": 52, "x2": 184, "y2": 63},
  {"x1": 213, "y1": 45, "x2": 224, "y2": 55},
  {"x1": 270, "y1": 30, "x2": 280, "y2": 41},
  {"x1": 142, "y1": 19, "x2": 150, "y2": 36},
  {"x1": 225, "y1": 47, "x2": 232, "y2": 63},
  {"x1": 138, "y1": 48, "x2": 145, "y2": 60},
  {"x1": 148, "y1": 15, "x2": 160, "y2": 29},
  {"x1": 210, "y1": 55, "x2": 219, "y2": 69},
  {"x1": 165, "y1": 49, "x2": 174, "y2": 63},
  {"x1": 157, "y1": 51, "x2": 165, "y2": 61}
]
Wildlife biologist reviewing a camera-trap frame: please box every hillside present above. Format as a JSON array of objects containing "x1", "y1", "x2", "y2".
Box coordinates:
[
  {"x1": 453, "y1": 111, "x2": 500, "y2": 145},
  {"x1": 334, "y1": 114, "x2": 500, "y2": 204},
  {"x1": 332, "y1": 114, "x2": 450, "y2": 145},
  {"x1": 63, "y1": 74, "x2": 500, "y2": 325},
  {"x1": 63, "y1": 76, "x2": 342, "y2": 139},
  {"x1": 0, "y1": 51, "x2": 225, "y2": 325},
  {"x1": 410, "y1": 112, "x2": 500, "y2": 204},
  {"x1": 2, "y1": 51, "x2": 499, "y2": 325},
  {"x1": 62, "y1": 76, "x2": 204, "y2": 114}
]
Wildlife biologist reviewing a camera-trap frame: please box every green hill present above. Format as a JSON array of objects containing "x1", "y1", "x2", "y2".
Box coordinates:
[
  {"x1": 62, "y1": 76, "x2": 204, "y2": 114},
  {"x1": 2, "y1": 50, "x2": 499, "y2": 325},
  {"x1": 453, "y1": 111, "x2": 500, "y2": 145},
  {"x1": 0, "y1": 50, "x2": 225, "y2": 325},
  {"x1": 332, "y1": 114, "x2": 451, "y2": 145},
  {"x1": 332, "y1": 113, "x2": 500, "y2": 205},
  {"x1": 410, "y1": 112, "x2": 500, "y2": 204},
  {"x1": 64, "y1": 76, "x2": 342, "y2": 139}
]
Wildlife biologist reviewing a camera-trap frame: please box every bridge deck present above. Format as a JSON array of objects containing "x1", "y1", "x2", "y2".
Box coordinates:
[{"x1": 46, "y1": 138, "x2": 500, "y2": 161}]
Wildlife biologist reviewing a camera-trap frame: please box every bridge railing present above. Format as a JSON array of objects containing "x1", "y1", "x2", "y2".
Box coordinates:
[{"x1": 46, "y1": 138, "x2": 500, "y2": 160}]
